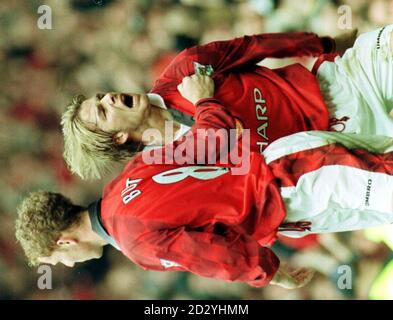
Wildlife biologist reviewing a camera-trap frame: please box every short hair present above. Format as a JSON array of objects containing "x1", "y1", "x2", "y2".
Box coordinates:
[
  {"x1": 61, "y1": 95, "x2": 142, "y2": 180},
  {"x1": 15, "y1": 191, "x2": 85, "y2": 267}
]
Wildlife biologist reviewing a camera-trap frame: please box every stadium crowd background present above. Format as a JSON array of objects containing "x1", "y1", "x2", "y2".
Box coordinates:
[{"x1": 1, "y1": 0, "x2": 393, "y2": 299}]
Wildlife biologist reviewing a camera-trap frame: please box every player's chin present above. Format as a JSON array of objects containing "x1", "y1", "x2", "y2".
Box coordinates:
[{"x1": 94, "y1": 248, "x2": 104, "y2": 259}]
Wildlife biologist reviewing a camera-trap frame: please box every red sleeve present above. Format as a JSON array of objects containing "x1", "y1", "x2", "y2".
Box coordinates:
[
  {"x1": 188, "y1": 32, "x2": 335, "y2": 73},
  {"x1": 152, "y1": 32, "x2": 336, "y2": 89},
  {"x1": 130, "y1": 225, "x2": 280, "y2": 287},
  {"x1": 192, "y1": 97, "x2": 237, "y2": 131},
  {"x1": 146, "y1": 98, "x2": 243, "y2": 166}
]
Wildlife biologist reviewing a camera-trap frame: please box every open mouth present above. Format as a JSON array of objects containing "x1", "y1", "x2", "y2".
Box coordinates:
[{"x1": 121, "y1": 94, "x2": 134, "y2": 108}]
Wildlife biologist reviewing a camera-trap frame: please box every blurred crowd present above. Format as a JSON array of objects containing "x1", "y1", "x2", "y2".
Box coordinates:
[{"x1": 1, "y1": 0, "x2": 393, "y2": 299}]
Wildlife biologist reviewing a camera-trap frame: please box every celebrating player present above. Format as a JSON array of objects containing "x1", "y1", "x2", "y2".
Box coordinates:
[{"x1": 61, "y1": 30, "x2": 354, "y2": 180}]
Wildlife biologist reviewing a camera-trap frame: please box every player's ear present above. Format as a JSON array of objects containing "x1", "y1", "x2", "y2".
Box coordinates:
[
  {"x1": 113, "y1": 131, "x2": 129, "y2": 145},
  {"x1": 57, "y1": 237, "x2": 78, "y2": 247}
]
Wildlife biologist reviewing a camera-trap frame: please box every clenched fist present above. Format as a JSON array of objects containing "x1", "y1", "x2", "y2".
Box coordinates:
[
  {"x1": 270, "y1": 262, "x2": 315, "y2": 289},
  {"x1": 177, "y1": 74, "x2": 214, "y2": 105}
]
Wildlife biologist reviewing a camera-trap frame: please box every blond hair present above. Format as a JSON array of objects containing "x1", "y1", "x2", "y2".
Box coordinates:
[
  {"x1": 15, "y1": 191, "x2": 84, "y2": 267},
  {"x1": 61, "y1": 95, "x2": 142, "y2": 180}
]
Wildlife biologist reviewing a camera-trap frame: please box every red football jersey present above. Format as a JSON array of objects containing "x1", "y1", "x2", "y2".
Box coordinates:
[
  {"x1": 99, "y1": 100, "x2": 286, "y2": 287},
  {"x1": 101, "y1": 151, "x2": 285, "y2": 287},
  {"x1": 151, "y1": 32, "x2": 335, "y2": 153}
]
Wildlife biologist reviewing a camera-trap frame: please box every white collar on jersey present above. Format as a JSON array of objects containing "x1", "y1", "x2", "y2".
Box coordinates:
[{"x1": 146, "y1": 93, "x2": 167, "y2": 110}]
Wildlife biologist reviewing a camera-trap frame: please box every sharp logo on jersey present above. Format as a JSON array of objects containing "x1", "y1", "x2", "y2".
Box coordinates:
[
  {"x1": 365, "y1": 179, "x2": 372, "y2": 206},
  {"x1": 160, "y1": 259, "x2": 182, "y2": 269},
  {"x1": 254, "y1": 87, "x2": 269, "y2": 153},
  {"x1": 121, "y1": 178, "x2": 142, "y2": 204}
]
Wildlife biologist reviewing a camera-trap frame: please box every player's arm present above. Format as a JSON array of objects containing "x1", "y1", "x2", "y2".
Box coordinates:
[
  {"x1": 176, "y1": 73, "x2": 242, "y2": 136},
  {"x1": 168, "y1": 74, "x2": 243, "y2": 165},
  {"x1": 187, "y1": 32, "x2": 336, "y2": 73},
  {"x1": 152, "y1": 32, "x2": 336, "y2": 90},
  {"x1": 131, "y1": 225, "x2": 280, "y2": 287}
]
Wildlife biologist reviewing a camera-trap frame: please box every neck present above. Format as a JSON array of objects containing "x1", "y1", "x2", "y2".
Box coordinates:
[
  {"x1": 77, "y1": 211, "x2": 108, "y2": 247},
  {"x1": 137, "y1": 104, "x2": 181, "y2": 145}
]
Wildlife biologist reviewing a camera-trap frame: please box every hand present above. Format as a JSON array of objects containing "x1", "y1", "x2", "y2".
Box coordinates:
[
  {"x1": 270, "y1": 262, "x2": 315, "y2": 289},
  {"x1": 177, "y1": 74, "x2": 214, "y2": 105},
  {"x1": 334, "y1": 29, "x2": 358, "y2": 56}
]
